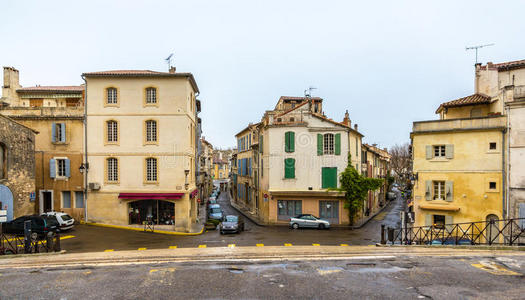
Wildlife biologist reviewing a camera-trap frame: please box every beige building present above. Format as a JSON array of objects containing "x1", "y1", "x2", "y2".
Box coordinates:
[
  {"x1": 83, "y1": 68, "x2": 200, "y2": 231},
  {"x1": 362, "y1": 144, "x2": 391, "y2": 217},
  {"x1": 198, "y1": 138, "x2": 214, "y2": 203}
]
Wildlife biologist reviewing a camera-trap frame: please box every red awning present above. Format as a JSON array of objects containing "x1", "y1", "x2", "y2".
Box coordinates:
[{"x1": 118, "y1": 193, "x2": 184, "y2": 200}]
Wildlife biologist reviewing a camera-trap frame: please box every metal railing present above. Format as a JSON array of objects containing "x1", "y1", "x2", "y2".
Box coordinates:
[
  {"x1": 0, "y1": 232, "x2": 61, "y2": 255},
  {"x1": 384, "y1": 218, "x2": 525, "y2": 246}
]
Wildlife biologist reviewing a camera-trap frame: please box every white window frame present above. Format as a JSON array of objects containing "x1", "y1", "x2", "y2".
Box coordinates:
[
  {"x1": 146, "y1": 120, "x2": 157, "y2": 142},
  {"x1": 107, "y1": 88, "x2": 117, "y2": 104},
  {"x1": 323, "y1": 133, "x2": 334, "y2": 155},
  {"x1": 146, "y1": 157, "x2": 158, "y2": 182},
  {"x1": 434, "y1": 145, "x2": 446, "y2": 157},
  {"x1": 433, "y1": 181, "x2": 445, "y2": 200},
  {"x1": 146, "y1": 87, "x2": 157, "y2": 104},
  {"x1": 107, "y1": 158, "x2": 118, "y2": 182},
  {"x1": 54, "y1": 157, "x2": 67, "y2": 179},
  {"x1": 107, "y1": 120, "x2": 118, "y2": 143}
]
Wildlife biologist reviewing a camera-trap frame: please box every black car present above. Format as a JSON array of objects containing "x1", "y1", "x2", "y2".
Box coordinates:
[
  {"x1": 2, "y1": 215, "x2": 59, "y2": 237},
  {"x1": 219, "y1": 215, "x2": 244, "y2": 234}
]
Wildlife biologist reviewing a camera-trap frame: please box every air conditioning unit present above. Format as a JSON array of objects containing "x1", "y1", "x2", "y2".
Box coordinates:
[{"x1": 89, "y1": 182, "x2": 101, "y2": 190}]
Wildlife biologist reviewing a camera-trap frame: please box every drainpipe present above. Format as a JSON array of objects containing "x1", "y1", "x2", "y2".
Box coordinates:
[
  {"x1": 502, "y1": 128, "x2": 506, "y2": 219},
  {"x1": 506, "y1": 105, "x2": 511, "y2": 218},
  {"x1": 81, "y1": 75, "x2": 88, "y2": 222}
]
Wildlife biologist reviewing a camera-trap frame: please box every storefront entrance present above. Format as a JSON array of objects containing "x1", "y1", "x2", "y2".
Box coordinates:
[
  {"x1": 319, "y1": 201, "x2": 339, "y2": 224},
  {"x1": 128, "y1": 200, "x2": 175, "y2": 225}
]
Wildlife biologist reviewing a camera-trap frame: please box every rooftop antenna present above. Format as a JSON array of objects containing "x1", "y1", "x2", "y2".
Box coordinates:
[
  {"x1": 466, "y1": 43, "x2": 494, "y2": 64},
  {"x1": 165, "y1": 53, "x2": 174, "y2": 69},
  {"x1": 304, "y1": 86, "x2": 317, "y2": 98}
]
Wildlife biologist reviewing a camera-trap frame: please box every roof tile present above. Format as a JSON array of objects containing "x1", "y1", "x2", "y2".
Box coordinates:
[{"x1": 436, "y1": 93, "x2": 491, "y2": 113}]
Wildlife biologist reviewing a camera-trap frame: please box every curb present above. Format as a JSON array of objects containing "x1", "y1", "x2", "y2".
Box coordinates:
[
  {"x1": 229, "y1": 201, "x2": 265, "y2": 227},
  {"x1": 81, "y1": 222, "x2": 205, "y2": 236}
]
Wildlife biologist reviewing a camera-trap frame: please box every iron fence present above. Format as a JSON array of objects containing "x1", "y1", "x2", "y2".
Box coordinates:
[
  {"x1": 386, "y1": 218, "x2": 525, "y2": 246},
  {"x1": 0, "y1": 232, "x2": 60, "y2": 255}
]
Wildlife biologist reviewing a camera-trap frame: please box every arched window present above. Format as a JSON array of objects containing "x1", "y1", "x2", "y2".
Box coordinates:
[
  {"x1": 0, "y1": 143, "x2": 6, "y2": 179},
  {"x1": 106, "y1": 157, "x2": 118, "y2": 182},
  {"x1": 106, "y1": 87, "x2": 118, "y2": 105},
  {"x1": 145, "y1": 120, "x2": 158, "y2": 142},
  {"x1": 106, "y1": 120, "x2": 118, "y2": 143},
  {"x1": 145, "y1": 87, "x2": 157, "y2": 104},
  {"x1": 323, "y1": 133, "x2": 334, "y2": 155},
  {"x1": 145, "y1": 157, "x2": 158, "y2": 182}
]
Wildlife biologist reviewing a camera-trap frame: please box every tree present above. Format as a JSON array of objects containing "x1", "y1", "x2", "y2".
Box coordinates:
[
  {"x1": 331, "y1": 153, "x2": 383, "y2": 225},
  {"x1": 389, "y1": 142, "x2": 412, "y2": 186}
]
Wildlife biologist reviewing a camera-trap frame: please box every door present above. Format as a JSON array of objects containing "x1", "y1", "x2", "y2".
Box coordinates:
[
  {"x1": 39, "y1": 190, "x2": 53, "y2": 214},
  {"x1": 319, "y1": 201, "x2": 339, "y2": 224},
  {"x1": 0, "y1": 185, "x2": 14, "y2": 221},
  {"x1": 486, "y1": 214, "x2": 499, "y2": 244}
]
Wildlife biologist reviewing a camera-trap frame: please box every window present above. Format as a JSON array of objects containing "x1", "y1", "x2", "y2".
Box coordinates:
[
  {"x1": 107, "y1": 158, "x2": 118, "y2": 182},
  {"x1": 314, "y1": 103, "x2": 319, "y2": 113},
  {"x1": 146, "y1": 158, "x2": 158, "y2": 182},
  {"x1": 145, "y1": 120, "x2": 157, "y2": 143},
  {"x1": 284, "y1": 158, "x2": 295, "y2": 179},
  {"x1": 29, "y1": 99, "x2": 43, "y2": 107},
  {"x1": 322, "y1": 167, "x2": 337, "y2": 189},
  {"x1": 276, "y1": 118, "x2": 282, "y2": 123},
  {"x1": 489, "y1": 142, "x2": 497, "y2": 150},
  {"x1": 0, "y1": 143, "x2": 6, "y2": 179},
  {"x1": 145, "y1": 87, "x2": 157, "y2": 104},
  {"x1": 106, "y1": 120, "x2": 118, "y2": 143},
  {"x1": 52, "y1": 123, "x2": 66, "y2": 143},
  {"x1": 261, "y1": 158, "x2": 264, "y2": 177},
  {"x1": 277, "y1": 200, "x2": 302, "y2": 220},
  {"x1": 106, "y1": 88, "x2": 117, "y2": 105},
  {"x1": 290, "y1": 117, "x2": 295, "y2": 122},
  {"x1": 49, "y1": 158, "x2": 70, "y2": 179},
  {"x1": 323, "y1": 133, "x2": 334, "y2": 155},
  {"x1": 62, "y1": 191, "x2": 71, "y2": 208},
  {"x1": 489, "y1": 182, "x2": 497, "y2": 190},
  {"x1": 433, "y1": 215, "x2": 445, "y2": 228},
  {"x1": 285, "y1": 131, "x2": 295, "y2": 153},
  {"x1": 433, "y1": 181, "x2": 445, "y2": 200},
  {"x1": 434, "y1": 145, "x2": 445, "y2": 157},
  {"x1": 291, "y1": 103, "x2": 296, "y2": 108},
  {"x1": 75, "y1": 191, "x2": 85, "y2": 208},
  {"x1": 57, "y1": 159, "x2": 66, "y2": 177}
]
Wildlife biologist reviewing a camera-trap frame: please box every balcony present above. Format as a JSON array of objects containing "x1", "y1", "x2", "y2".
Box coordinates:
[
  {"x1": 412, "y1": 115, "x2": 506, "y2": 134},
  {"x1": 0, "y1": 106, "x2": 84, "y2": 118},
  {"x1": 514, "y1": 85, "x2": 525, "y2": 99}
]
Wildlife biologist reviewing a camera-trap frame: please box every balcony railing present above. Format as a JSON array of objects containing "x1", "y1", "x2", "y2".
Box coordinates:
[
  {"x1": 0, "y1": 106, "x2": 84, "y2": 117},
  {"x1": 412, "y1": 115, "x2": 506, "y2": 133}
]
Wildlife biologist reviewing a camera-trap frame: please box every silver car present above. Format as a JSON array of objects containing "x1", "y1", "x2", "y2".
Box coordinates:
[{"x1": 289, "y1": 214, "x2": 330, "y2": 229}]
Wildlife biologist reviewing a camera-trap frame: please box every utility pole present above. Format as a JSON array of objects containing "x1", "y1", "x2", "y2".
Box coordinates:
[{"x1": 466, "y1": 43, "x2": 495, "y2": 64}]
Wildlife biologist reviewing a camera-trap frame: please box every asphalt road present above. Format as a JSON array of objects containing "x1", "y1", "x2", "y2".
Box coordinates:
[
  {"x1": 1, "y1": 253, "x2": 524, "y2": 299},
  {"x1": 59, "y1": 188, "x2": 404, "y2": 253}
]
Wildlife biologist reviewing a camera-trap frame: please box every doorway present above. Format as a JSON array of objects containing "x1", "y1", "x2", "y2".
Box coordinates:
[
  {"x1": 39, "y1": 190, "x2": 53, "y2": 214},
  {"x1": 0, "y1": 185, "x2": 14, "y2": 221},
  {"x1": 486, "y1": 214, "x2": 499, "y2": 244},
  {"x1": 319, "y1": 201, "x2": 339, "y2": 224}
]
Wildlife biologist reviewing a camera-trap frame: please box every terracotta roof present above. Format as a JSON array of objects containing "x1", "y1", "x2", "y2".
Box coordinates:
[
  {"x1": 311, "y1": 113, "x2": 364, "y2": 137},
  {"x1": 17, "y1": 86, "x2": 84, "y2": 93},
  {"x1": 436, "y1": 93, "x2": 491, "y2": 113},
  {"x1": 82, "y1": 70, "x2": 199, "y2": 93},
  {"x1": 276, "y1": 100, "x2": 310, "y2": 117},
  {"x1": 279, "y1": 96, "x2": 322, "y2": 101},
  {"x1": 482, "y1": 59, "x2": 525, "y2": 71}
]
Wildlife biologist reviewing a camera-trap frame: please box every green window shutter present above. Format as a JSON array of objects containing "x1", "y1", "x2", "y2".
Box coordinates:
[
  {"x1": 284, "y1": 158, "x2": 295, "y2": 179},
  {"x1": 284, "y1": 132, "x2": 290, "y2": 152},
  {"x1": 445, "y1": 144, "x2": 454, "y2": 159},
  {"x1": 317, "y1": 134, "x2": 323, "y2": 155},
  {"x1": 445, "y1": 181, "x2": 453, "y2": 202},
  {"x1": 289, "y1": 131, "x2": 295, "y2": 152},
  {"x1": 322, "y1": 167, "x2": 337, "y2": 189},
  {"x1": 426, "y1": 145, "x2": 432, "y2": 159},
  {"x1": 335, "y1": 133, "x2": 341, "y2": 155},
  {"x1": 425, "y1": 180, "x2": 432, "y2": 201},
  {"x1": 425, "y1": 214, "x2": 432, "y2": 227}
]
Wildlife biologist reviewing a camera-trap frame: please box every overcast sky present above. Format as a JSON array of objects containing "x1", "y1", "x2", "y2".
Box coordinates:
[{"x1": 1, "y1": 0, "x2": 524, "y2": 149}]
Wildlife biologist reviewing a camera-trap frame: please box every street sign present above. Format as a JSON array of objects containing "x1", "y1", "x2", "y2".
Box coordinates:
[
  {"x1": 0, "y1": 210, "x2": 7, "y2": 223},
  {"x1": 29, "y1": 192, "x2": 36, "y2": 202}
]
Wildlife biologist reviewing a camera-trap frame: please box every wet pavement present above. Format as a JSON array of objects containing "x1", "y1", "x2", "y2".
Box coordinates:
[{"x1": 60, "y1": 187, "x2": 406, "y2": 253}]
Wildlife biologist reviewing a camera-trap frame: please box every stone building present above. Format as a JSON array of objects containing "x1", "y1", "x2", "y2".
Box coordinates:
[
  {"x1": 362, "y1": 144, "x2": 391, "y2": 217},
  {"x1": 0, "y1": 114, "x2": 36, "y2": 221}
]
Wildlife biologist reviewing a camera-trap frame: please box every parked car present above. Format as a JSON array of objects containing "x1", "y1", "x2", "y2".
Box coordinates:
[
  {"x1": 289, "y1": 214, "x2": 330, "y2": 229},
  {"x1": 42, "y1": 212, "x2": 75, "y2": 231},
  {"x1": 1, "y1": 215, "x2": 59, "y2": 237},
  {"x1": 428, "y1": 238, "x2": 472, "y2": 245},
  {"x1": 219, "y1": 215, "x2": 244, "y2": 234},
  {"x1": 208, "y1": 198, "x2": 218, "y2": 205},
  {"x1": 208, "y1": 204, "x2": 223, "y2": 220}
]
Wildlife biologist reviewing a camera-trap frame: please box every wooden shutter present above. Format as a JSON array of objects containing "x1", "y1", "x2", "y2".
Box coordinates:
[
  {"x1": 289, "y1": 132, "x2": 295, "y2": 153},
  {"x1": 425, "y1": 145, "x2": 432, "y2": 159},
  {"x1": 445, "y1": 144, "x2": 454, "y2": 159},
  {"x1": 445, "y1": 181, "x2": 453, "y2": 202},
  {"x1": 425, "y1": 214, "x2": 432, "y2": 227},
  {"x1": 425, "y1": 180, "x2": 432, "y2": 200},
  {"x1": 60, "y1": 123, "x2": 66, "y2": 142},
  {"x1": 49, "y1": 159, "x2": 56, "y2": 178},
  {"x1": 322, "y1": 167, "x2": 337, "y2": 189},
  {"x1": 284, "y1": 158, "x2": 295, "y2": 179},
  {"x1": 65, "y1": 159, "x2": 71, "y2": 178},
  {"x1": 51, "y1": 123, "x2": 57, "y2": 143},
  {"x1": 317, "y1": 134, "x2": 323, "y2": 155},
  {"x1": 335, "y1": 133, "x2": 341, "y2": 155}
]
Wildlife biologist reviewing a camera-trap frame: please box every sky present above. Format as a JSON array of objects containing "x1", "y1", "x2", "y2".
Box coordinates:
[{"x1": 1, "y1": 0, "x2": 524, "y2": 149}]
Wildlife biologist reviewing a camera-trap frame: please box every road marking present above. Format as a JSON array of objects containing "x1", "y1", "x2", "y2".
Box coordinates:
[
  {"x1": 284, "y1": 243, "x2": 292, "y2": 247},
  {"x1": 104, "y1": 249, "x2": 114, "y2": 252},
  {"x1": 340, "y1": 244, "x2": 349, "y2": 246},
  {"x1": 138, "y1": 247, "x2": 147, "y2": 251},
  {"x1": 317, "y1": 268, "x2": 343, "y2": 275},
  {"x1": 228, "y1": 244, "x2": 236, "y2": 248},
  {"x1": 471, "y1": 261, "x2": 522, "y2": 276},
  {"x1": 198, "y1": 245, "x2": 207, "y2": 248},
  {"x1": 169, "y1": 246, "x2": 177, "y2": 249},
  {"x1": 149, "y1": 269, "x2": 158, "y2": 273},
  {"x1": 6, "y1": 235, "x2": 76, "y2": 243},
  {"x1": 374, "y1": 212, "x2": 388, "y2": 221},
  {"x1": 312, "y1": 243, "x2": 320, "y2": 246},
  {"x1": 256, "y1": 244, "x2": 264, "y2": 247}
]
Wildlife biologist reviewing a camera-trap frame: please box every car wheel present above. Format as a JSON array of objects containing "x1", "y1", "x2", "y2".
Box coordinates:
[
  {"x1": 318, "y1": 223, "x2": 325, "y2": 230},
  {"x1": 292, "y1": 223, "x2": 299, "y2": 229}
]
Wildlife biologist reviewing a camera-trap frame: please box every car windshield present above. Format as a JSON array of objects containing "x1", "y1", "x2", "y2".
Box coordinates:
[
  {"x1": 43, "y1": 217, "x2": 58, "y2": 226},
  {"x1": 211, "y1": 208, "x2": 222, "y2": 214},
  {"x1": 225, "y1": 216, "x2": 238, "y2": 222},
  {"x1": 61, "y1": 215, "x2": 72, "y2": 221}
]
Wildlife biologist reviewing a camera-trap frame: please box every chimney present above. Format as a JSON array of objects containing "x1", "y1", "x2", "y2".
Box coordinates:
[
  {"x1": 2, "y1": 66, "x2": 21, "y2": 106},
  {"x1": 354, "y1": 124, "x2": 358, "y2": 131},
  {"x1": 342, "y1": 110, "x2": 351, "y2": 126},
  {"x1": 169, "y1": 66, "x2": 176, "y2": 74}
]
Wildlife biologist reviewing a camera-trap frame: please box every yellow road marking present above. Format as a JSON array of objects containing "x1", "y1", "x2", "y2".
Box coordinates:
[
  {"x1": 104, "y1": 249, "x2": 114, "y2": 252},
  {"x1": 312, "y1": 243, "x2": 320, "y2": 246},
  {"x1": 284, "y1": 243, "x2": 292, "y2": 247},
  {"x1": 198, "y1": 245, "x2": 207, "y2": 248},
  {"x1": 256, "y1": 243, "x2": 264, "y2": 247},
  {"x1": 169, "y1": 246, "x2": 177, "y2": 249},
  {"x1": 150, "y1": 268, "x2": 175, "y2": 274},
  {"x1": 228, "y1": 244, "x2": 236, "y2": 248},
  {"x1": 471, "y1": 262, "x2": 521, "y2": 276},
  {"x1": 83, "y1": 271, "x2": 91, "y2": 275},
  {"x1": 340, "y1": 244, "x2": 349, "y2": 246},
  {"x1": 138, "y1": 247, "x2": 147, "y2": 251},
  {"x1": 317, "y1": 268, "x2": 342, "y2": 275},
  {"x1": 149, "y1": 269, "x2": 158, "y2": 273},
  {"x1": 6, "y1": 235, "x2": 76, "y2": 243}
]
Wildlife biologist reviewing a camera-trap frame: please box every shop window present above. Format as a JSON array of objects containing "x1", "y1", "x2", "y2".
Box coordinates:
[{"x1": 277, "y1": 200, "x2": 302, "y2": 220}]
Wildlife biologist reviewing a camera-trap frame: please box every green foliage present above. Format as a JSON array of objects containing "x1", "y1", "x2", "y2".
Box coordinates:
[{"x1": 330, "y1": 153, "x2": 383, "y2": 225}]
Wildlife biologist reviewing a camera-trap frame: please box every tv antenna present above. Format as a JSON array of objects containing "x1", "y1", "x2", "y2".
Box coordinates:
[
  {"x1": 304, "y1": 86, "x2": 317, "y2": 98},
  {"x1": 466, "y1": 43, "x2": 494, "y2": 64},
  {"x1": 165, "y1": 53, "x2": 174, "y2": 69}
]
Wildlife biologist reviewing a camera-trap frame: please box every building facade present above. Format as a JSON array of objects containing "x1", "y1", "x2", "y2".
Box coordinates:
[
  {"x1": 83, "y1": 69, "x2": 200, "y2": 231},
  {"x1": 362, "y1": 144, "x2": 391, "y2": 218},
  {"x1": 198, "y1": 138, "x2": 214, "y2": 203}
]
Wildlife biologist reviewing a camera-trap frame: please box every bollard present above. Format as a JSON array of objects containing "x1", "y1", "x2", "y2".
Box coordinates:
[
  {"x1": 54, "y1": 231, "x2": 61, "y2": 252},
  {"x1": 387, "y1": 227, "x2": 395, "y2": 243},
  {"x1": 380, "y1": 224, "x2": 386, "y2": 244},
  {"x1": 46, "y1": 232, "x2": 54, "y2": 251},
  {"x1": 24, "y1": 220, "x2": 31, "y2": 254}
]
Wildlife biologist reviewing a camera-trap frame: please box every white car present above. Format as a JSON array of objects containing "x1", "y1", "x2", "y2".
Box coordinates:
[{"x1": 42, "y1": 212, "x2": 75, "y2": 231}]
